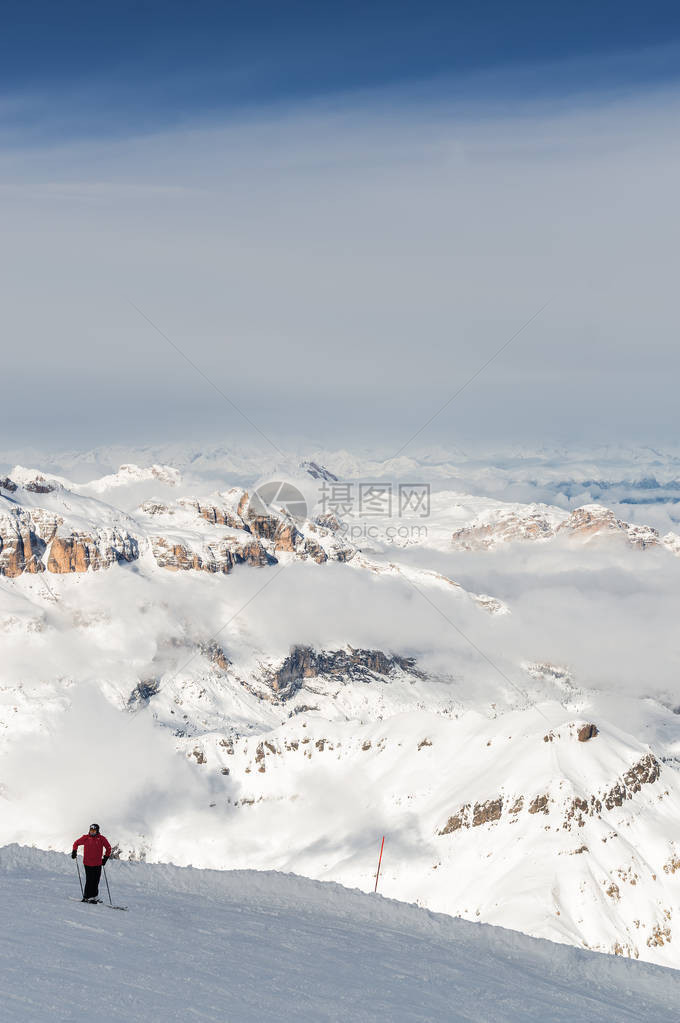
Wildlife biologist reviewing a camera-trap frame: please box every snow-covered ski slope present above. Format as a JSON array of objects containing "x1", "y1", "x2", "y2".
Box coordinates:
[{"x1": 1, "y1": 845, "x2": 679, "y2": 1023}]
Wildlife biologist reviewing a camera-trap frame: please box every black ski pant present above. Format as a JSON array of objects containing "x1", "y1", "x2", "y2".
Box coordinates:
[{"x1": 83, "y1": 865, "x2": 102, "y2": 900}]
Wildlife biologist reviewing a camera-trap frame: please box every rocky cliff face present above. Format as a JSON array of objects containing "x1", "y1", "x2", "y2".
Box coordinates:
[
  {"x1": 1, "y1": 473, "x2": 355, "y2": 580},
  {"x1": 452, "y1": 503, "x2": 671, "y2": 553},
  {"x1": 239, "y1": 490, "x2": 354, "y2": 563},
  {"x1": 260, "y1": 644, "x2": 424, "y2": 700},
  {"x1": 0, "y1": 508, "x2": 60, "y2": 576},
  {"x1": 438, "y1": 747, "x2": 662, "y2": 837},
  {"x1": 559, "y1": 506, "x2": 660, "y2": 548},
  {"x1": 151, "y1": 536, "x2": 275, "y2": 574},
  {"x1": 23, "y1": 476, "x2": 58, "y2": 494},
  {"x1": 452, "y1": 510, "x2": 557, "y2": 550},
  {"x1": 0, "y1": 489, "x2": 139, "y2": 576},
  {"x1": 47, "y1": 530, "x2": 139, "y2": 573},
  {"x1": 180, "y1": 493, "x2": 248, "y2": 531},
  {"x1": 141, "y1": 486, "x2": 355, "y2": 572}
]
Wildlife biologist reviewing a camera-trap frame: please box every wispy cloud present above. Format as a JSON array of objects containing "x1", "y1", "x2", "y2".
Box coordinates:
[{"x1": 1, "y1": 80, "x2": 679, "y2": 449}]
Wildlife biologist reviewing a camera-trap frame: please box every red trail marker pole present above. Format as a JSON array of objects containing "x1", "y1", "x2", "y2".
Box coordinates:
[{"x1": 374, "y1": 835, "x2": 385, "y2": 893}]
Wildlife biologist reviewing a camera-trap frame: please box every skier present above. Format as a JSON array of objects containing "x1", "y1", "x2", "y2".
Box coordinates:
[{"x1": 72, "y1": 824, "x2": 112, "y2": 902}]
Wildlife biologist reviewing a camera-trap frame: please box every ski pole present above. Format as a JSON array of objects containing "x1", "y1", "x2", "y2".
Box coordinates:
[
  {"x1": 75, "y1": 858, "x2": 84, "y2": 898},
  {"x1": 103, "y1": 865, "x2": 113, "y2": 907}
]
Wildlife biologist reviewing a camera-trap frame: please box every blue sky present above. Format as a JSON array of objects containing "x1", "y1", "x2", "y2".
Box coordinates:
[
  {"x1": 2, "y1": 3, "x2": 680, "y2": 452},
  {"x1": 4, "y1": 1, "x2": 680, "y2": 142}
]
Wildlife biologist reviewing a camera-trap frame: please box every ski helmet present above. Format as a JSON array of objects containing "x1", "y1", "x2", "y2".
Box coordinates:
[{"x1": 89, "y1": 823, "x2": 100, "y2": 833}]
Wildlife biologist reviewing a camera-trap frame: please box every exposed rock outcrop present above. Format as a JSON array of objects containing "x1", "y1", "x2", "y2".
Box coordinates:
[
  {"x1": 315, "y1": 512, "x2": 342, "y2": 532},
  {"x1": 440, "y1": 753, "x2": 662, "y2": 837},
  {"x1": 247, "y1": 506, "x2": 354, "y2": 563},
  {"x1": 148, "y1": 487, "x2": 355, "y2": 568},
  {"x1": 128, "y1": 678, "x2": 161, "y2": 709},
  {"x1": 559, "y1": 506, "x2": 659, "y2": 549},
  {"x1": 24, "y1": 477, "x2": 57, "y2": 494},
  {"x1": 262, "y1": 645, "x2": 424, "y2": 700},
  {"x1": 180, "y1": 497, "x2": 247, "y2": 531},
  {"x1": 139, "y1": 501, "x2": 172, "y2": 516},
  {"x1": 151, "y1": 536, "x2": 275, "y2": 574},
  {"x1": 272, "y1": 522, "x2": 304, "y2": 553},
  {"x1": 303, "y1": 538, "x2": 328, "y2": 564},
  {"x1": 300, "y1": 460, "x2": 338, "y2": 482},
  {"x1": 200, "y1": 641, "x2": 231, "y2": 672},
  {"x1": 439, "y1": 798, "x2": 503, "y2": 834},
  {"x1": 473, "y1": 798, "x2": 504, "y2": 827},
  {"x1": 1, "y1": 501, "x2": 140, "y2": 577},
  {"x1": 439, "y1": 808, "x2": 469, "y2": 834},
  {"x1": 529, "y1": 794, "x2": 550, "y2": 815},
  {"x1": 600, "y1": 754, "x2": 661, "y2": 811},
  {"x1": 0, "y1": 508, "x2": 60, "y2": 576},
  {"x1": 452, "y1": 503, "x2": 671, "y2": 554},
  {"x1": 47, "y1": 530, "x2": 139, "y2": 573},
  {"x1": 452, "y1": 510, "x2": 556, "y2": 550}
]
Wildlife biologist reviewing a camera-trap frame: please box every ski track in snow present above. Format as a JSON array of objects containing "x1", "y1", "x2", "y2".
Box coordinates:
[{"x1": 1, "y1": 845, "x2": 680, "y2": 1022}]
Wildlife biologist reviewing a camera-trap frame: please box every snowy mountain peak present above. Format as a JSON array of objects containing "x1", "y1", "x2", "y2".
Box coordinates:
[
  {"x1": 84, "y1": 463, "x2": 181, "y2": 492},
  {"x1": 452, "y1": 502, "x2": 673, "y2": 553},
  {"x1": 8, "y1": 466, "x2": 65, "y2": 493}
]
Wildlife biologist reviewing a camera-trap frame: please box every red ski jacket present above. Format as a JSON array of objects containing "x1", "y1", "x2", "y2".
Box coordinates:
[{"x1": 72, "y1": 834, "x2": 111, "y2": 867}]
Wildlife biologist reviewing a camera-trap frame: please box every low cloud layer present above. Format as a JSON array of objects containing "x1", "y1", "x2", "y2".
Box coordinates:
[
  {"x1": 1, "y1": 449, "x2": 679, "y2": 861},
  {"x1": 0, "y1": 685, "x2": 218, "y2": 851}
]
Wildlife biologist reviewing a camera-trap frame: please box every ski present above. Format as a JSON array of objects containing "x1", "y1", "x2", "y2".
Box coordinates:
[{"x1": 68, "y1": 897, "x2": 128, "y2": 910}]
